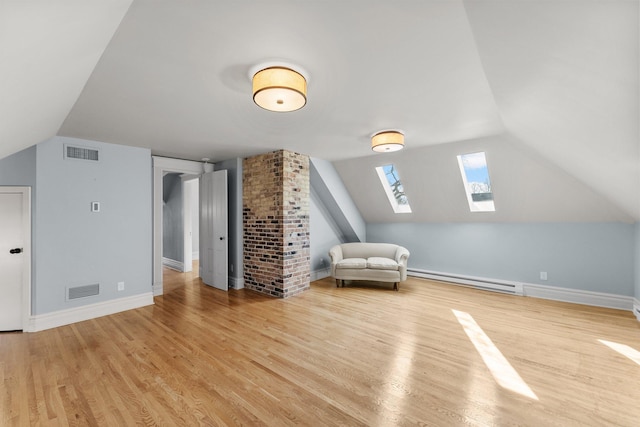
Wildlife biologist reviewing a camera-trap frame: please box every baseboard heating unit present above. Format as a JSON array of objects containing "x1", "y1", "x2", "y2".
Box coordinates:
[{"x1": 408, "y1": 268, "x2": 523, "y2": 296}]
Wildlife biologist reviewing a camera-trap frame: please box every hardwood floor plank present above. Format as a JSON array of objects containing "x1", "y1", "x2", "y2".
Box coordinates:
[{"x1": 1, "y1": 267, "x2": 639, "y2": 426}]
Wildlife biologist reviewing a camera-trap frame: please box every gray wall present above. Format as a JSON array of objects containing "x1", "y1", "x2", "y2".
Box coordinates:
[
  {"x1": 310, "y1": 188, "x2": 344, "y2": 273},
  {"x1": 0, "y1": 145, "x2": 37, "y2": 187},
  {"x1": 215, "y1": 158, "x2": 243, "y2": 286},
  {"x1": 0, "y1": 146, "x2": 38, "y2": 312},
  {"x1": 635, "y1": 223, "x2": 640, "y2": 301},
  {"x1": 368, "y1": 222, "x2": 635, "y2": 296},
  {"x1": 162, "y1": 173, "x2": 183, "y2": 262},
  {"x1": 34, "y1": 136, "x2": 152, "y2": 315},
  {"x1": 310, "y1": 157, "x2": 366, "y2": 242}
]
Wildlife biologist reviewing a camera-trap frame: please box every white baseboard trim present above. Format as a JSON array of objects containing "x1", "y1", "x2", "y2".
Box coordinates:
[
  {"x1": 230, "y1": 276, "x2": 244, "y2": 290},
  {"x1": 311, "y1": 268, "x2": 331, "y2": 282},
  {"x1": 153, "y1": 281, "x2": 163, "y2": 296},
  {"x1": 409, "y1": 269, "x2": 634, "y2": 313},
  {"x1": 523, "y1": 283, "x2": 634, "y2": 311},
  {"x1": 162, "y1": 257, "x2": 184, "y2": 272},
  {"x1": 192, "y1": 251, "x2": 199, "y2": 260},
  {"x1": 634, "y1": 298, "x2": 640, "y2": 321},
  {"x1": 27, "y1": 292, "x2": 154, "y2": 332}
]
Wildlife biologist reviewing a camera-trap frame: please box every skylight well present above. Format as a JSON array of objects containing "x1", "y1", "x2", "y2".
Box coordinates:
[
  {"x1": 457, "y1": 152, "x2": 495, "y2": 212},
  {"x1": 376, "y1": 164, "x2": 411, "y2": 213}
]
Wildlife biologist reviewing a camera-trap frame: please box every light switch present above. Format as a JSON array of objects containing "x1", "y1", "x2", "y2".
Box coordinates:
[{"x1": 91, "y1": 201, "x2": 100, "y2": 212}]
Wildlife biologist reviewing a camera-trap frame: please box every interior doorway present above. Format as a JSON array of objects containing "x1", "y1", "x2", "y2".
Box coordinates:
[
  {"x1": 161, "y1": 173, "x2": 199, "y2": 274},
  {"x1": 153, "y1": 157, "x2": 204, "y2": 296},
  {"x1": 152, "y1": 156, "x2": 229, "y2": 296}
]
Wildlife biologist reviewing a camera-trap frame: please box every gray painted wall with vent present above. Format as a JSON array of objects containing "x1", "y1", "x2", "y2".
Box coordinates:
[
  {"x1": 34, "y1": 136, "x2": 152, "y2": 315},
  {"x1": 368, "y1": 222, "x2": 635, "y2": 296}
]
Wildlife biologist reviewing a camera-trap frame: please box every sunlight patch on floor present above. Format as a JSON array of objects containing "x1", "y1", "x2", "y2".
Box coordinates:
[
  {"x1": 598, "y1": 339, "x2": 640, "y2": 366},
  {"x1": 375, "y1": 327, "x2": 415, "y2": 426},
  {"x1": 453, "y1": 309, "x2": 538, "y2": 400}
]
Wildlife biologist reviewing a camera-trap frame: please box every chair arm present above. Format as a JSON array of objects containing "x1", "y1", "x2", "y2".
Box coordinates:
[
  {"x1": 395, "y1": 246, "x2": 410, "y2": 281},
  {"x1": 329, "y1": 245, "x2": 343, "y2": 277}
]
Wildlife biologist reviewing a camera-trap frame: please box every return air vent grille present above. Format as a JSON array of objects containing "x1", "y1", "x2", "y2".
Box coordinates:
[
  {"x1": 67, "y1": 283, "x2": 100, "y2": 300},
  {"x1": 64, "y1": 145, "x2": 99, "y2": 162}
]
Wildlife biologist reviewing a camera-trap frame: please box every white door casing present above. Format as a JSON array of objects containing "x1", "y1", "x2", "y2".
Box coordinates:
[
  {"x1": 182, "y1": 177, "x2": 193, "y2": 273},
  {"x1": 0, "y1": 187, "x2": 31, "y2": 331},
  {"x1": 200, "y1": 170, "x2": 228, "y2": 291},
  {"x1": 152, "y1": 156, "x2": 203, "y2": 295}
]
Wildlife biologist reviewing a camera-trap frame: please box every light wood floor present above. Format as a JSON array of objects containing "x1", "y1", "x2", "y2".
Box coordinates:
[{"x1": 2, "y1": 267, "x2": 639, "y2": 426}]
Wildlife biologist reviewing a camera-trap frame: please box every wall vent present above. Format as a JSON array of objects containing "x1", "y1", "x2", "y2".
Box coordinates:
[
  {"x1": 64, "y1": 144, "x2": 99, "y2": 162},
  {"x1": 67, "y1": 283, "x2": 100, "y2": 300}
]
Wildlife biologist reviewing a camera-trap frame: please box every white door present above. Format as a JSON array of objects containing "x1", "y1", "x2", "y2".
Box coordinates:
[
  {"x1": 0, "y1": 189, "x2": 29, "y2": 331},
  {"x1": 200, "y1": 170, "x2": 228, "y2": 291}
]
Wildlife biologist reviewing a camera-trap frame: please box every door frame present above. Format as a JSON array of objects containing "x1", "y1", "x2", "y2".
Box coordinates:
[
  {"x1": 152, "y1": 157, "x2": 203, "y2": 296},
  {"x1": 181, "y1": 175, "x2": 200, "y2": 274},
  {"x1": 0, "y1": 186, "x2": 31, "y2": 330}
]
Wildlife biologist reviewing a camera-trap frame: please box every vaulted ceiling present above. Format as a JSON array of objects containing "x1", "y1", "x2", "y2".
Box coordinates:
[{"x1": 1, "y1": 1, "x2": 638, "y2": 222}]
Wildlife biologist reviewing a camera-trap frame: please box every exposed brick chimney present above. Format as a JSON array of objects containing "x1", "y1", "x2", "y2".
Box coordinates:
[{"x1": 243, "y1": 150, "x2": 310, "y2": 298}]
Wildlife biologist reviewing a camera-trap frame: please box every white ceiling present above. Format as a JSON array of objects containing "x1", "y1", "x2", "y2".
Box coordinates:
[
  {"x1": 0, "y1": 0, "x2": 133, "y2": 159},
  {"x1": 1, "y1": 1, "x2": 638, "y2": 221}
]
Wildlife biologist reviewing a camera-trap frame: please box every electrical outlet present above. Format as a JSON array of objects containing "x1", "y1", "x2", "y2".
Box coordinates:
[
  {"x1": 540, "y1": 272, "x2": 547, "y2": 281},
  {"x1": 117, "y1": 281, "x2": 125, "y2": 291}
]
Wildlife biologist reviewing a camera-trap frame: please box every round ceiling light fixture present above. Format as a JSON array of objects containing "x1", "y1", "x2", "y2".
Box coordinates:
[
  {"x1": 371, "y1": 130, "x2": 405, "y2": 153},
  {"x1": 202, "y1": 157, "x2": 213, "y2": 173},
  {"x1": 251, "y1": 64, "x2": 307, "y2": 112}
]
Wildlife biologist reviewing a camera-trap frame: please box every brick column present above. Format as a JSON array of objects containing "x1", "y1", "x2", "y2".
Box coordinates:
[{"x1": 243, "y1": 150, "x2": 310, "y2": 298}]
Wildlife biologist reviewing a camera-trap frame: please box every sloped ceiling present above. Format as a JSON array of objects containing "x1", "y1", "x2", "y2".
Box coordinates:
[
  {"x1": 58, "y1": 0, "x2": 503, "y2": 160},
  {"x1": 1, "y1": 1, "x2": 638, "y2": 221},
  {"x1": 0, "y1": 0, "x2": 133, "y2": 160},
  {"x1": 464, "y1": 0, "x2": 639, "y2": 221},
  {"x1": 334, "y1": 134, "x2": 636, "y2": 223}
]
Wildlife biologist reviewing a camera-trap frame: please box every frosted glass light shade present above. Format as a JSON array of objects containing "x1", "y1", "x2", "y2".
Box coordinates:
[
  {"x1": 252, "y1": 66, "x2": 307, "y2": 112},
  {"x1": 371, "y1": 130, "x2": 405, "y2": 152}
]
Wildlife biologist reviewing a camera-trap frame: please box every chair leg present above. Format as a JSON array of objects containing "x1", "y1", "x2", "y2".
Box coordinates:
[
  {"x1": 394, "y1": 282, "x2": 399, "y2": 291},
  {"x1": 336, "y1": 279, "x2": 341, "y2": 288}
]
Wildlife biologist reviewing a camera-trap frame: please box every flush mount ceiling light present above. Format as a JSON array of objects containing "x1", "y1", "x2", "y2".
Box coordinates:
[
  {"x1": 251, "y1": 64, "x2": 307, "y2": 112},
  {"x1": 371, "y1": 130, "x2": 405, "y2": 153},
  {"x1": 202, "y1": 158, "x2": 213, "y2": 173}
]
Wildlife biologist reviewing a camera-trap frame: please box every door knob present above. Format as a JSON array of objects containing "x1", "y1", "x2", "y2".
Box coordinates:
[
  {"x1": 219, "y1": 237, "x2": 225, "y2": 240},
  {"x1": 9, "y1": 248, "x2": 23, "y2": 254}
]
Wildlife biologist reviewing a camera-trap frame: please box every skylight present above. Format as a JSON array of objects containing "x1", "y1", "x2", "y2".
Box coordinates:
[
  {"x1": 376, "y1": 164, "x2": 411, "y2": 213},
  {"x1": 457, "y1": 152, "x2": 495, "y2": 212}
]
